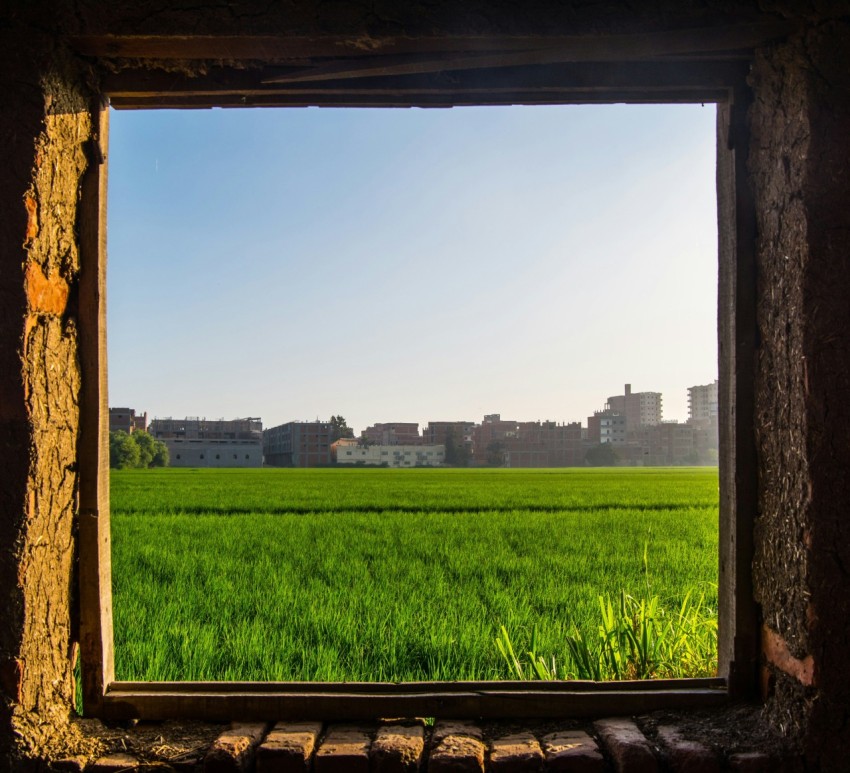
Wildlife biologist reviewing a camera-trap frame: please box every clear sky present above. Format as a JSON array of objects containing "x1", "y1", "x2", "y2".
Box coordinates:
[{"x1": 106, "y1": 103, "x2": 718, "y2": 433}]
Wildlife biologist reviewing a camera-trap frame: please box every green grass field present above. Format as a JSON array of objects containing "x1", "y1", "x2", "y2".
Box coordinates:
[{"x1": 111, "y1": 467, "x2": 718, "y2": 682}]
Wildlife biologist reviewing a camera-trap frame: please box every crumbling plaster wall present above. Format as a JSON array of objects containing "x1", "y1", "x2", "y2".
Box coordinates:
[
  {"x1": 749, "y1": 19, "x2": 850, "y2": 770},
  {"x1": 0, "y1": 31, "x2": 96, "y2": 768}
]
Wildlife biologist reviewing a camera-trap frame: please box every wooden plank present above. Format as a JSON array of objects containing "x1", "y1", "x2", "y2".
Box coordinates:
[
  {"x1": 70, "y1": 22, "x2": 795, "y2": 61},
  {"x1": 101, "y1": 688, "x2": 727, "y2": 722},
  {"x1": 77, "y1": 99, "x2": 114, "y2": 716},
  {"x1": 109, "y1": 88, "x2": 730, "y2": 110},
  {"x1": 102, "y1": 61, "x2": 746, "y2": 100},
  {"x1": 716, "y1": 87, "x2": 759, "y2": 698},
  {"x1": 109, "y1": 677, "x2": 725, "y2": 694}
]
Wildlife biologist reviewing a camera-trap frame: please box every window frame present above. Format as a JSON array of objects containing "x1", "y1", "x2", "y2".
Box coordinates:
[{"x1": 77, "y1": 56, "x2": 757, "y2": 720}]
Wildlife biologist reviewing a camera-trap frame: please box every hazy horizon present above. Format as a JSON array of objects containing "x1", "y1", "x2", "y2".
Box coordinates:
[{"x1": 106, "y1": 104, "x2": 718, "y2": 432}]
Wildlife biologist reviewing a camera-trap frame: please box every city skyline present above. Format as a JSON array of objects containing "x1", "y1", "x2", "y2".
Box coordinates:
[{"x1": 106, "y1": 104, "x2": 718, "y2": 429}]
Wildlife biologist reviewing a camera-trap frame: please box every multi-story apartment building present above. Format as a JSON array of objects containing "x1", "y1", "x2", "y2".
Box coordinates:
[
  {"x1": 149, "y1": 416, "x2": 263, "y2": 467},
  {"x1": 360, "y1": 422, "x2": 422, "y2": 446},
  {"x1": 109, "y1": 407, "x2": 147, "y2": 434},
  {"x1": 336, "y1": 444, "x2": 445, "y2": 468},
  {"x1": 688, "y1": 380, "x2": 719, "y2": 421},
  {"x1": 605, "y1": 383, "x2": 662, "y2": 430},
  {"x1": 633, "y1": 421, "x2": 695, "y2": 465},
  {"x1": 422, "y1": 421, "x2": 474, "y2": 448},
  {"x1": 472, "y1": 415, "x2": 584, "y2": 467},
  {"x1": 263, "y1": 421, "x2": 333, "y2": 467}
]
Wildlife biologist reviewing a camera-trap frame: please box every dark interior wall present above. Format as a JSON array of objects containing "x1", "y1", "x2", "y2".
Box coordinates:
[
  {"x1": 0, "y1": 28, "x2": 94, "y2": 766},
  {"x1": 750, "y1": 20, "x2": 850, "y2": 769}
]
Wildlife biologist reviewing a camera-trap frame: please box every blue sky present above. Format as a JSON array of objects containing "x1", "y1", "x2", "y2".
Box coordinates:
[{"x1": 106, "y1": 104, "x2": 717, "y2": 433}]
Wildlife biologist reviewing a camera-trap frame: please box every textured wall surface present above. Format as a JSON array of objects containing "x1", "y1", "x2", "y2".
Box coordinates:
[
  {"x1": 0, "y1": 32, "x2": 93, "y2": 767},
  {"x1": 750, "y1": 21, "x2": 850, "y2": 768}
]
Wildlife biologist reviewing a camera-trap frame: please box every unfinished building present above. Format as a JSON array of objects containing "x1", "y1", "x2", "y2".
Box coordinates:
[
  {"x1": 148, "y1": 417, "x2": 263, "y2": 468},
  {"x1": 1, "y1": 1, "x2": 849, "y2": 770}
]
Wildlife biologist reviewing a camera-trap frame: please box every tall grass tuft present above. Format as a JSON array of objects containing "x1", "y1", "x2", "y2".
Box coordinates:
[{"x1": 496, "y1": 586, "x2": 717, "y2": 680}]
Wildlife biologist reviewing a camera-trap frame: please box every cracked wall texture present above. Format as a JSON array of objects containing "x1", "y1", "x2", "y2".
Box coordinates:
[
  {"x1": 750, "y1": 20, "x2": 850, "y2": 769},
  {"x1": 0, "y1": 33, "x2": 94, "y2": 768}
]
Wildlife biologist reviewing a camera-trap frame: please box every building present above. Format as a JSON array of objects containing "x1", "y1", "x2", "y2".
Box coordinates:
[
  {"x1": 598, "y1": 413, "x2": 628, "y2": 445},
  {"x1": 336, "y1": 444, "x2": 445, "y2": 468},
  {"x1": 149, "y1": 417, "x2": 263, "y2": 467},
  {"x1": 633, "y1": 421, "x2": 696, "y2": 465},
  {"x1": 361, "y1": 422, "x2": 422, "y2": 446},
  {"x1": 605, "y1": 383, "x2": 662, "y2": 430},
  {"x1": 472, "y1": 415, "x2": 584, "y2": 467},
  {"x1": 688, "y1": 380, "x2": 719, "y2": 421},
  {"x1": 263, "y1": 421, "x2": 332, "y2": 467},
  {"x1": 109, "y1": 407, "x2": 147, "y2": 434},
  {"x1": 422, "y1": 421, "x2": 474, "y2": 448}
]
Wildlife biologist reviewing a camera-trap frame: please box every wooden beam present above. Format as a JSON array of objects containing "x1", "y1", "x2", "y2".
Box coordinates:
[
  {"x1": 103, "y1": 60, "x2": 745, "y2": 109},
  {"x1": 71, "y1": 21, "x2": 795, "y2": 62},
  {"x1": 103, "y1": 684, "x2": 727, "y2": 721},
  {"x1": 112, "y1": 677, "x2": 726, "y2": 694},
  {"x1": 77, "y1": 100, "x2": 114, "y2": 715},
  {"x1": 717, "y1": 87, "x2": 760, "y2": 698}
]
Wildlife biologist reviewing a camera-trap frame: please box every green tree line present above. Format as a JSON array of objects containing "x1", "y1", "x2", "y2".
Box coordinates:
[{"x1": 109, "y1": 430, "x2": 169, "y2": 469}]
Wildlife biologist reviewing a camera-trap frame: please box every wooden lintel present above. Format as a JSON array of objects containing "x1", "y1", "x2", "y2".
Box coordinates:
[
  {"x1": 103, "y1": 60, "x2": 746, "y2": 110},
  {"x1": 103, "y1": 687, "x2": 727, "y2": 722},
  {"x1": 72, "y1": 21, "x2": 794, "y2": 62}
]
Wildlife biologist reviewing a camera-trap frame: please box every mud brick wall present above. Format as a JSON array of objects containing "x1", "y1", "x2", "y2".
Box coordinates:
[
  {"x1": 0, "y1": 29, "x2": 96, "y2": 767},
  {"x1": 749, "y1": 20, "x2": 850, "y2": 769}
]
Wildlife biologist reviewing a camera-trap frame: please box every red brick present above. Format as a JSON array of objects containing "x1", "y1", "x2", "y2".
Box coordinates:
[
  {"x1": 489, "y1": 732, "x2": 544, "y2": 772},
  {"x1": 314, "y1": 724, "x2": 371, "y2": 773},
  {"x1": 428, "y1": 721, "x2": 485, "y2": 773},
  {"x1": 593, "y1": 718, "x2": 658, "y2": 773},
  {"x1": 204, "y1": 722, "x2": 270, "y2": 773},
  {"x1": 656, "y1": 726, "x2": 719, "y2": 772},
  {"x1": 255, "y1": 721, "x2": 322, "y2": 773},
  {"x1": 370, "y1": 724, "x2": 425, "y2": 772},
  {"x1": 541, "y1": 730, "x2": 605, "y2": 772}
]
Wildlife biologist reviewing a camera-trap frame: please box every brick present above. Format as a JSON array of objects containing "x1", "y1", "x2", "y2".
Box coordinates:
[
  {"x1": 541, "y1": 730, "x2": 605, "y2": 772},
  {"x1": 656, "y1": 726, "x2": 719, "y2": 773},
  {"x1": 370, "y1": 724, "x2": 425, "y2": 773},
  {"x1": 89, "y1": 753, "x2": 158, "y2": 772},
  {"x1": 204, "y1": 722, "x2": 270, "y2": 773},
  {"x1": 593, "y1": 718, "x2": 658, "y2": 773},
  {"x1": 489, "y1": 732, "x2": 544, "y2": 772},
  {"x1": 428, "y1": 721, "x2": 485, "y2": 773},
  {"x1": 314, "y1": 724, "x2": 371, "y2": 773},
  {"x1": 256, "y1": 721, "x2": 322, "y2": 773}
]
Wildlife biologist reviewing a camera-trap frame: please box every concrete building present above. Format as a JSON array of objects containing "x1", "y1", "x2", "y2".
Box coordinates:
[
  {"x1": 109, "y1": 407, "x2": 147, "y2": 434},
  {"x1": 688, "y1": 380, "x2": 719, "y2": 421},
  {"x1": 263, "y1": 421, "x2": 332, "y2": 467},
  {"x1": 149, "y1": 417, "x2": 263, "y2": 468},
  {"x1": 336, "y1": 444, "x2": 445, "y2": 468},
  {"x1": 633, "y1": 421, "x2": 696, "y2": 466},
  {"x1": 422, "y1": 421, "x2": 474, "y2": 448},
  {"x1": 606, "y1": 383, "x2": 662, "y2": 430},
  {"x1": 472, "y1": 415, "x2": 584, "y2": 467},
  {"x1": 598, "y1": 412, "x2": 627, "y2": 445},
  {"x1": 361, "y1": 422, "x2": 422, "y2": 446}
]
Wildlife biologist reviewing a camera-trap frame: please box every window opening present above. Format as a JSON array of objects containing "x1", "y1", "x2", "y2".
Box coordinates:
[{"x1": 102, "y1": 106, "x2": 717, "y2": 692}]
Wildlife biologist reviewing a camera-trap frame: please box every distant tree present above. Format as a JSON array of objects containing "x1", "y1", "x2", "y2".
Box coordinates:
[
  {"x1": 132, "y1": 430, "x2": 157, "y2": 468},
  {"x1": 109, "y1": 430, "x2": 169, "y2": 469},
  {"x1": 486, "y1": 440, "x2": 506, "y2": 467},
  {"x1": 109, "y1": 430, "x2": 140, "y2": 469},
  {"x1": 329, "y1": 415, "x2": 354, "y2": 442},
  {"x1": 584, "y1": 443, "x2": 619, "y2": 467},
  {"x1": 148, "y1": 435, "x2": 170, "y2": 467}
]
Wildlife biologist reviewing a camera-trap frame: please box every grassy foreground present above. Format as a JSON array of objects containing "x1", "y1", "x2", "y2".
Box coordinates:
[{"x1": 111, "y1": 467, "x2": 718, "y2": 681}]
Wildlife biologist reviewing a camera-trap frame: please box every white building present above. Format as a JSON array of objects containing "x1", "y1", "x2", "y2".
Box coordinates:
[
  {"x1": 688, "y1": 380, "x2": 719, "y2": 421},
  {"x1": 606, "y1": 383, "x2": 662, "y2": 430},
  {"x1": 336, "y1": 444, "x2": 445, "y2": 467}
]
